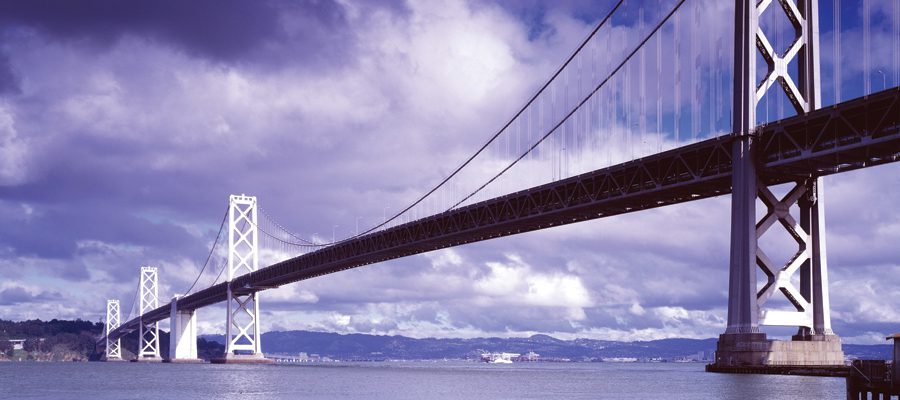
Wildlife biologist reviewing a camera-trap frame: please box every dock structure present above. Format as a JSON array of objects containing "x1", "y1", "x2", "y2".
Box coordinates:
[{"x1": 845, "y1": 334, "x2": 899, "y2": 400}]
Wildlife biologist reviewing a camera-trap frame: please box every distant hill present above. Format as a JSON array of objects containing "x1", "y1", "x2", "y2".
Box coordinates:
[
  {"x1": 2, "y1": 318, "x2": 891, "y2": 362},
  {"x1": 203, "y1": 330, "x2": 894, "y2": 362},
  {"x1": 203, "y1": 331, "x2": 717, "y2": 360}
]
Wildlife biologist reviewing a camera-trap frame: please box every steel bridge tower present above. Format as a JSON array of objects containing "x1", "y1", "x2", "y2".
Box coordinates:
[
  {"x1": 714, "y1": 0, "x2": 843, "y2": 367},
  {"x1": 104, "y1": 299, "x2": 122, "y2": 361},
  {"x1": 138, "y1": 266, "x2": 163, "y2": 362},
  {"x1": 216, "y1": 194, "x2": 271, "y2": 363}
]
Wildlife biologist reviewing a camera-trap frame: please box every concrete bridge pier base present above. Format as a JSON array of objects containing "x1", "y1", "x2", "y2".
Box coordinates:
[
  {"x1": 211, "y1": 353, "x2": 272, "y2": 364},
  {"x1": 713, "y1": 333, "x2": 844, "y2": 368},
  {"x1": 166, "y1": 296, "x2": 202, "y2": 364}
]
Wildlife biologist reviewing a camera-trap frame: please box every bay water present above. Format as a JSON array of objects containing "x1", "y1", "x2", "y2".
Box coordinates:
[{"x1": 0, "y1": 361, "x2": 845, "y2": 399}]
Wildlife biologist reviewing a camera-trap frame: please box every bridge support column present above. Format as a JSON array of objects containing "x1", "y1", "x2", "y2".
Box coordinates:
[
  {"x1": 137, "y1": 266, "x2": 162, "y2": 362},
  {"x1": 104, "y1": 299, "x2": 124, "y2": 361},
  {"x1": 167, "y1": 295, "x2": 201, "y2": 363},
  {"x1": 713, "y1": 0, "x2": 842, "y2": 369},
  {"x1": 213, "y1": 194, "x2": 271, "y2": 364}
]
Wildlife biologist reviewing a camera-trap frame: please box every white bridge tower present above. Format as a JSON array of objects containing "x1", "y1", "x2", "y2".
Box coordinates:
[
  {"x1": 138, "y1": 266, "x2": 162, "y2": 362},
  {"x1": 104, "y1": 299, "x2": 122, "y2": 361},
  {"x1": 217, "y1": 194, "x2": 270, "y2": 363}
]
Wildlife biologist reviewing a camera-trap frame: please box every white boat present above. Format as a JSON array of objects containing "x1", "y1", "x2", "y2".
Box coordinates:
[{"x1": 480, "y1": 352, "x2": 520, "y2": 363}]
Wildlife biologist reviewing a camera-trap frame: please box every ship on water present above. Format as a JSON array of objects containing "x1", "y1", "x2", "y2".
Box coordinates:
[{"x1": 480, "y1": 352, "x2": 520, "y2": 364}]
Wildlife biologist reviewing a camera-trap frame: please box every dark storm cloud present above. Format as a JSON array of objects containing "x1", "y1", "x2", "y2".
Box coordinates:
[
  {"x1": 0, "y1": 201, "x2": 201, "y2": 260},
  {"x1": 0, "y1": 0, "x2": 277, "y2": 61},
  {"x1": 0, "y1": 0, "x2": 409, "y2": 67},
  {"x1": 0, "y1": 286, "x2": 61, "y2": 305}
]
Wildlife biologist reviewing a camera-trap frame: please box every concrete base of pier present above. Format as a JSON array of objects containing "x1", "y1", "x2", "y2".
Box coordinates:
[
  {"x1": 709, "y1": 332, "x2": 844, "y2": 373},
  {"x1": 101, "y1": 357, "x2": 129, "y2": 362},
  {"x1": 164, "y1": 358, "x2": 205, "y2": 364},
  {"x1": 132, "y1": 356, "x2": 164, "y2": 363},
  {"x1": 706, "y1": 363, "x2": 848, "y2": 376},
  {"x1": 211, "y1": 353, "x2": 273, "y2": 364}
]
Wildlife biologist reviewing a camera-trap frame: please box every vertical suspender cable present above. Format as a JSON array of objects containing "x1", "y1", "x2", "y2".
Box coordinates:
[
  {"x1": 675, "y1": 8, "x2": 681, "y2": 146},
  {"x1": 577, "y1": 40, "x2": 582, "y2": 175},
  {"x1": 639, "y1": 6, "x2": 646, "y2": 157},
  {"x1": 863, "y1": 0, "x2": 870, "y2": 95},
  {"x1": 895, "y1": 0, "x2": 899, "y2": 86},
  {"x1": 833, "y1": 0, "x2": 841, "y2": 104},
  {"x1": 626, "y1": 47, "x2": 631, "y2": 160},
  {"x1": 447, "y1": 0, "x2": 689, "y2": 210},
  {"x1": 691, "y1": 1, "x2": 698, "y2": 142},
  {"x1": 657, "y1": 23, "x2": 662, "y2": 153},
  {"x1": 607, "y1": 34, "x2": 612, "y2": 166},
  {"x1": 591, "y1": 35, "x2": 596, "y2": 169}
]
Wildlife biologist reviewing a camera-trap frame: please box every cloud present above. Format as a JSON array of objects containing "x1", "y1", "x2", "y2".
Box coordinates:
[
  {"x1": 0, "y1": 283, "x2": 61, "y2": 306},
  {"x1": 0, "y1": 0, "x2": 895, "y2": 346},
  {"x1": 0, "y1": 105, "x2": 27, "y2": 185},
  {"x1": 0, "y1": 0, "x2": 281, "y2": 61}
]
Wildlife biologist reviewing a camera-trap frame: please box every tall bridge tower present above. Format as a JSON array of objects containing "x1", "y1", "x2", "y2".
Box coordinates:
[
  {"x1": 218, "y1": 194, "x2": 270, "y2": 363},
  {"x1": 715, "y1": 0, "x2": 843, "y2": 367},
  {"x1": 138, "y1": 266, "x2": 162, "y2": 362},
  {"x1": 104, "y1": 299, "x2": 122, "y2": 361}
]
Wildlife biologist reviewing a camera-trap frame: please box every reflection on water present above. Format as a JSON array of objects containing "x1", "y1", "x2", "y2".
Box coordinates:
[{"x1": 1, "y1": 361, "x2": 844, "y2": 400}]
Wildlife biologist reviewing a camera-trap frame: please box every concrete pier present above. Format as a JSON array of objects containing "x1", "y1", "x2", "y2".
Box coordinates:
[
  {"x1": 707, "y1": 332, "x2": 845, "y2": 375},
  {"x1": 211, "y1": 353, "x2": 273, "y2": 364},
  {"x1": 167, "y1": 297, "x2": 202, "y2": 364},
  {"x1": 132, "y1": 356, "x2": 163, "y2": 363}
]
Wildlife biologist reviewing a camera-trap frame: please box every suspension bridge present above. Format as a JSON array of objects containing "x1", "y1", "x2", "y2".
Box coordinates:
[{"x1": 99, "y1": 0, "x2": 899, "y2": 370}]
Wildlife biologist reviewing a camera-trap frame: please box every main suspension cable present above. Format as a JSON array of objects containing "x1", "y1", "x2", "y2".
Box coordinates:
[
  {"x1": 449, "y1": 0, "x2": 688, "y2": 209},
  {"x1": 348, "y1": 0, "x2": 626, "y2": 238},
  {"x1": 182, "y1": 205, "x2": 229, "y2": 296}
]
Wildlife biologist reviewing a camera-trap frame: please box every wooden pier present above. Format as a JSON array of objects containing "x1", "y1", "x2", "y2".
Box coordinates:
[
  {"x1": 846, "y1": 334, "x2": 899, "y2": 400},
  {"x1": 846, "y1": 360, "x2": 897, "y2": 400}
]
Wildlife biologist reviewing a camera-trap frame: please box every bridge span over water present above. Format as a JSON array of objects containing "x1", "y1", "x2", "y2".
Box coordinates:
[{"x1": 99, "y1": 0, "x2": 900, "y2": 369}]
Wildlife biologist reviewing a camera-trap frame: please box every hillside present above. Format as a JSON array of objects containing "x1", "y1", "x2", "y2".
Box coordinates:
[
  {"x1": 204, "y1": 330, "x2": 892, "y2": 361},
  {"x1": 1, "y1": 319, "x2": 891, "y2": 362}
]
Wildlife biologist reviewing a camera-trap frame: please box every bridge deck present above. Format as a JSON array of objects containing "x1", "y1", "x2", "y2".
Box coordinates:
[{"x1": 108, "y1": 88, "x2": 899, "y2": 341}]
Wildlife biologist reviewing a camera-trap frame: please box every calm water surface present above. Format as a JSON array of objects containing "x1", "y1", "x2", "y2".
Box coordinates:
[{"x1": 0, "y1": 361, "x2": 844, "y2": 399}]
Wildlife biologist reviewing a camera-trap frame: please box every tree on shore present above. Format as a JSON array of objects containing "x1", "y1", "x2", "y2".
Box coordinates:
[{"x1": 0, "y1": 340, "x2": 11, "y2": 357}]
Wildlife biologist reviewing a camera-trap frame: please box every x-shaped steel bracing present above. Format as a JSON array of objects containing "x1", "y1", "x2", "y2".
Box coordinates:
[
  {"x1": 229, "y1": 199, "x2": 258, "y2": 279},
  {"x1": 226, "y1": 195, "x2": 262, "y2": 355},
  {"x1": 755, "y1": 180, "x2": 812, "y2": 328},
  {"x1": 106, "y1": 299, "x2": 121, "y2": 359},
  {"x1": 228, "y1": 294, "x2": 259, "y2": 351},
  {"x1": 755, "y1": 0, "x2": 812, "y2": 114},
  {"x1": 139, "y1": 266, "x2": 160, "y2": 358}
]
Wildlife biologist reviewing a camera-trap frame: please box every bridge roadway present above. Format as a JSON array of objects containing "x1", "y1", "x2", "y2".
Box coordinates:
[{"x1": 108, "y1": 88, "x2": 899, "y2": 342}]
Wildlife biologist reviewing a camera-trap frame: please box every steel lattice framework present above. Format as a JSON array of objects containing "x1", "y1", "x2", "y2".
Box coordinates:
[
  {"x1": 138, "y1": 266, "x2": 160, "y2": 359},
  {"x1": 225, "y1": 195, "x2": 263, "y2": 356},
  {"x1": 728, "y1": 0, "x2": 829, "y2": 333},
  {"x1": 102, "y1": 88, "x2": 899, "y2": 342},
  {"x1": 105, "y1": 299, "x2": 121, "y2": 360}
]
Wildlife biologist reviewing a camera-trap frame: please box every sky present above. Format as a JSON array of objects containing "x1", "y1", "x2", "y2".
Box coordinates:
[{"x1": 0, "y1": 0, "x2": 898, "y2": 344}]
